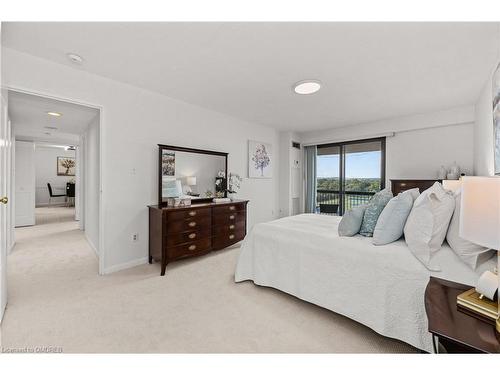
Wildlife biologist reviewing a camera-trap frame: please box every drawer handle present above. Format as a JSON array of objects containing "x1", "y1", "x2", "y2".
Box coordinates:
[
  {"x1": 188, "y1": 211, "x2": 197, "y2": 217},
  {"x1": 188, "y1": 244, "x2": 197, "y2": 251},
  {"x1": 400, "y1": 183, "x2": 407, "y2": 187},
  {"x1": 229, "y1": 224, "x2": 235, "y2": 230},
  {"x1": 229, "y1": 206, "x2": 236, "y2": 211},
  {"x1": 229, "y1": 215, "x2": 235, "y2": 220},
  {"x1": 188, "y1": 221, "x2": 197, "y2": 227},
  {"x1": 188, "y1": 233, "x2": 197, "y2": 239},
  {"x1": 229, "y1": 234, "x2": 235, "y2": 240}
]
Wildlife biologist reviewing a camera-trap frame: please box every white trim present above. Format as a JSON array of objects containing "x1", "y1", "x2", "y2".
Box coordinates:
[
  {"x1": 103, "y1": 257, "x2": 148, "y2": 275},
  {"x1": 7, "y1": 241, "x2": 15, "y2": 256},
  {"x1": 5, "y1": 85, "x2": 105, "y2": 276},
  {"x1": 84, "y1": 232, "x2": 98, "y2": 259},
  {"x1": 301, "y1": 132, "x2": 395, "y2": 147}
]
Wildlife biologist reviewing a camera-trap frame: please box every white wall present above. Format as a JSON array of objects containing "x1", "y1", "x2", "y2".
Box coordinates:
[
  {"x1": 34, "y1": 146, "x2": 75, "y2": 206},
  {"x1": 386, "y1": 123, "x2": 474, "y2": 182},
  {"x1": 14, "y1": 140, "x2": 35, "y2": 226},
  {"x1": 473, "y1": 75, "x2": 495, "y2": 176},
  {"x1": 3, "y1": 48, "x2": 280, "y2": 273},
  {"x1": 83, "y1": 114, "x2": 99, "y2": 254},
  {"x1": 299, "y1": 106, "x2": 475, "y2": 187}
]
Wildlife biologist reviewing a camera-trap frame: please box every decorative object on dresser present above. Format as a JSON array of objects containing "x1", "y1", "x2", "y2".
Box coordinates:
[
  {"x1": 149, "y1": 200, "x2": 249, "y2": 276},
  {"x1": 390, "y1": 179, "x2": 442, "y2": 195},
  {"x1": 425, "y1": 277, "x2": 499, "y2": 353},
  {"x1": 459, "y1": 176, "x2": 500, "y2": 334}
]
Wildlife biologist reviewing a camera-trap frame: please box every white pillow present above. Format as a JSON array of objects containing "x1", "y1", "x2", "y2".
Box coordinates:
[
  {"x1": 446, "y1": 190, "x2": 496, "y2": 270},
  {"x1": 373, "y1": 191, "x2": 414, "y2": 245},
  {"x1": 404, "y1": 182, "x2": 455, "y2": 270}
]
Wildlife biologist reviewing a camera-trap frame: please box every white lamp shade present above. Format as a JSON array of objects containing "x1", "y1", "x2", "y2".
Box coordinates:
[
  {"x1": 459, "y1": 176, "x2": 500, "y2": 249},
  {"x1": 187, "y1": 176, "x2": 197, "y2": 186},
  {"x1": 442, "y1": 179, "x2": 462, "y2": 193}
]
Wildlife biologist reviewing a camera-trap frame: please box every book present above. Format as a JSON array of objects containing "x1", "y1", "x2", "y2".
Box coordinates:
[{"x1": 457, "y1": 288, "x2": 498, "y2": 322}]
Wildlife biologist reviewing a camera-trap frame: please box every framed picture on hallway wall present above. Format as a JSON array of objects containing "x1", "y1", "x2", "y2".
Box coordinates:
[
  {"x1": 248, "y1": 140, "x2": 272, "y2": 178},
  {"x1": 57, "y1": 157, "x2": 76, "y2": 176},
  {"x1": 493, "y1": 62, "x2": 500, "y2": 175}
]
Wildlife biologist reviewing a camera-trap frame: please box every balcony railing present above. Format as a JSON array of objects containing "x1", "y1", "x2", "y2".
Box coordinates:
[{"x1": 316, "y1": 189, "x2": 376, "y2": 215}]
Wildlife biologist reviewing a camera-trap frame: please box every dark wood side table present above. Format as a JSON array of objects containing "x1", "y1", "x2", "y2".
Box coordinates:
[{"x1": 425, "y1": 277, "x2": 500, "y2": 353}]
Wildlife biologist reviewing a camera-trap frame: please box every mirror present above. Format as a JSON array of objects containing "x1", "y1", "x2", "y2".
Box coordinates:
[{"x1": 158, "y1": 144, "x2": 228, "y2": 205}]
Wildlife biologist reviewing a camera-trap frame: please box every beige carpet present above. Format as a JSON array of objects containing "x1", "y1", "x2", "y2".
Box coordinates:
[{"x1": 1, "y1": 207, "x2": 417, "y2": 353}]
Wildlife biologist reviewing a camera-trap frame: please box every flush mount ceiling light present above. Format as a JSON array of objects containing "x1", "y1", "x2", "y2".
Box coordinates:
[
  {"x1": 47, "y1": 111, "x2": 62, "y2": 117},
  {"x1": 293, "y1": 80, "x2": 322, "y2": 95},
  {"x1": 66, "y1": 53, "x2": 84, "y2": 64}
]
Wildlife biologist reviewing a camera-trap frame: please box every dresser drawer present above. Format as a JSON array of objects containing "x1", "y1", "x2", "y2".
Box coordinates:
[
  {"x1": 212, "y1": 202, "x2": 247, "y2": 215},
  {"x1": 212, "y1": 210, "x2": 246, "y2": 226},
  {"x1": 167, "y1": 215, "x2": 211, "y2": 234},
  {"x1": 166, "y1": 228, "x2": 211, "y2": 247},
  {"x1": 167, "y1": 238, "x2": 212, "y2": 259},
  {"x1": 212, "y1": 220, "x2": 246, "y2": 236},
  {"x1": 212, "y1": 228, "x2": 246, "y2": 249},
  {"x1": 166, "y1": 207, "x2": 211, "y2": 222}
]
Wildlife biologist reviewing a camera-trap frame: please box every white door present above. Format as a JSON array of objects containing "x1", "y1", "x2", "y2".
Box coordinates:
[
  {"x1": 14, "y1": 141, "x2": 35, "y2": 227},
  {"x1": 0, "y1": 90, "x2": 10, "y2": 321}
]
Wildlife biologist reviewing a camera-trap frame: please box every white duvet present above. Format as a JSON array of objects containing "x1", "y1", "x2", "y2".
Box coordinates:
[{"x1": 234, "y1": 214, "x2": 495, "y2": 352}]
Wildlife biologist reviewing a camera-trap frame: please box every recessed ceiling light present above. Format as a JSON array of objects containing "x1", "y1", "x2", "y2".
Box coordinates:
[
  {"x1": 66, "y1": 53, "x2": 84, "y2": 64},
  {"x1": 47, "y1": 112, "x2": 62, "y2": 117},
  {"x1": 293, "y1": 80, "x2": 322, "y2": 95}
]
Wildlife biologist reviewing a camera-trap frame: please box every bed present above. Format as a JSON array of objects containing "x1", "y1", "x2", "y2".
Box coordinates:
[{"x1": 234, "y1": 214, "x2": 496, "y2": 352}]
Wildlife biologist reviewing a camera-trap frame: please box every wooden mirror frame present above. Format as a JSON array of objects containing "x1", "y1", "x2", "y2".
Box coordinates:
[{"x1": 158, "y1": 144, "x2": 228, "y2": 206}]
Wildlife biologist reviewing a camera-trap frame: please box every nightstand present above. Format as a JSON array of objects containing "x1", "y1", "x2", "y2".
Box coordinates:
[{"x1": 425, "y1": 277, "x2": 500, "y2": 353}]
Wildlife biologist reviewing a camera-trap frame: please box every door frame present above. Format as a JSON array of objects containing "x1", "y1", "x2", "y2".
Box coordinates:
[
  {"x1": 317, "y1": 136, "x2": 386, "y2": 215},
  {"x1": 6, "y1": 86, "x2": 105, "y2": 275}
]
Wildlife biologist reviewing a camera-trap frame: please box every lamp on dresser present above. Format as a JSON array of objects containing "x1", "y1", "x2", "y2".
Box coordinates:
[{"x1": 459, "y1": 176, "x2": 500, "y2": 335}]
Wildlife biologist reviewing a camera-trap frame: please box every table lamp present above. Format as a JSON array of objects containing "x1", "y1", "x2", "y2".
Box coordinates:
[
  {"x1": 186, "y1": 176, "x2": 197, "y2": 194},
  {"x1": 459, "y1": 176, "x2": 500, "y2": 334}
]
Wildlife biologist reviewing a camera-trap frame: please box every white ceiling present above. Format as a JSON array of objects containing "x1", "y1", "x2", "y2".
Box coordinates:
[
  {"x1": 3, "y1": 22, "x2": 500, "y2": 132},
  {"x1": 8, "y1": 90, "x2": 99, "y2": 144}
]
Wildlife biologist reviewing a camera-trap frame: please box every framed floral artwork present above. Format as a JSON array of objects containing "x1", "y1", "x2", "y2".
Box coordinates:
[
  {"x1": 57, "y1": 157, "x2": 76, "y2": 176},
  {"x1": 248, "y1": 140, "x2": 272, "y2": 178},
  {"x1": 493, "y1": 62, "x2": 500, "y2": 175}
]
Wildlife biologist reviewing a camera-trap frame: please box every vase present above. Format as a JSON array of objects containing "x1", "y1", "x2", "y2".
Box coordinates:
[{"x1": 438, "y1": 165, "x2": 447, "y2": 180}]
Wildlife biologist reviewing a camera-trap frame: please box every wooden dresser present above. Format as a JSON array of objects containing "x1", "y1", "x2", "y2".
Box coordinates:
[
  {"x1": 390, "y1": 179, "x2": 442, "y2": 195},
  {"x1": 148, "y1": 199, "x2": 249, "y2": 275}
]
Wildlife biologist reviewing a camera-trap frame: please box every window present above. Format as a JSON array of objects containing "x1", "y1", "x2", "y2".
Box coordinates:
[{"x1": 315, "y1": 138, "x2": 385, "y2": 215}]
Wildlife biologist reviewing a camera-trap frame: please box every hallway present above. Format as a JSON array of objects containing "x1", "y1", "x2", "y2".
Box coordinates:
[{"x1": 1, "y1": 207, "x2": 98, "y2": 351}]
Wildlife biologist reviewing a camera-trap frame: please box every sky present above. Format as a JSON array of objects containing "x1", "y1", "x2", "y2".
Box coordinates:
[{"x1": 317, "y1": 151, "x2": 381, "y2": 178}]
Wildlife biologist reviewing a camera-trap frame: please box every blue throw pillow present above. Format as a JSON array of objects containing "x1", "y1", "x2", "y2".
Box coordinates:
[
  {"x1": 359, "y1": 188, "x2": 393, "y2": 237},
  {"x1": 338, "y1": 204, "x2": 368, "y2": 236}
]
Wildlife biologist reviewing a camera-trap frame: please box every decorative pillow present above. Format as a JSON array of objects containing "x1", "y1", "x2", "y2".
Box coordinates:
[
  {"x1": 404, "y1": 182, "x2": 455, "y2": 270},
  {"x1": 338, "y1": 205, "x2": 368, "y2": 236},
  {"x1": 446, "y1": 190, "x2": 495, "y2": 270},
  {"x1": 403, "y1": 188, "x2": 420, "y2": 202},
  {"x1": 359, "y1": 188, "x2": 393, "y2": 237},
  {"x1": 373, "y1": 191, "x2": 414, "y2": 245}
]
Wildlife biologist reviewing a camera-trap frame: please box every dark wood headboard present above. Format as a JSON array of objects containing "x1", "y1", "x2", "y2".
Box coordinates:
[{"x1": 390, "y1": 179, "x2": 442, "y2": 195}]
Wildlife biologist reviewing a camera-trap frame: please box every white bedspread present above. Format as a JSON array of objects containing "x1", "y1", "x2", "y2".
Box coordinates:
[{"x1": 234, "y1": 214, "x2": 495, "y2": 352}]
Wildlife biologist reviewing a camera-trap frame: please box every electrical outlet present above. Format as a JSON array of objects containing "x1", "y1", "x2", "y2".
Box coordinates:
[{"x1": 132, "y1": 233, "x2": 138, "y2": 242}]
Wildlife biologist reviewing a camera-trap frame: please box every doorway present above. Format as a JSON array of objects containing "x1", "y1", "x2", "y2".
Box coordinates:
[{"x1": 6, "y1": 89, "x2": 102, "y2": 282}]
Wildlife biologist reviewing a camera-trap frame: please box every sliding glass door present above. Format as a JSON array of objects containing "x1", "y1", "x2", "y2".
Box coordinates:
[{"x1": 315, "y1": 138, "x2": 385, "y2": 215}]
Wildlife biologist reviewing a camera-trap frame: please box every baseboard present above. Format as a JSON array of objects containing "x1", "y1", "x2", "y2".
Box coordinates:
[
  {"x1": 103, "y1": 257, "x2": 149, "y2": 275},
  {"x1": 84, "y1": 232, "x2": 99, "y2": 258}
]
